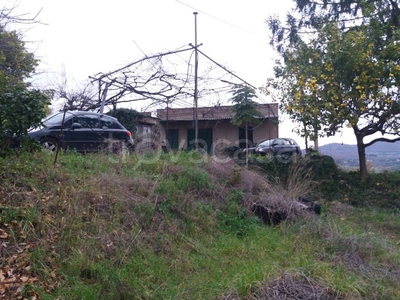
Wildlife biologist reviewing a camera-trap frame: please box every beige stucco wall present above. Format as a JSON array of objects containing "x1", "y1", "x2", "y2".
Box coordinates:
[
  {"x1": 252, "y1": 120, "x2": 279, "y2": 144},
  {"x1": 159, "y1": 118, "x2": 279, "y2": 152},
  {"x1": 212, "y1": 120, "x2": 239, "y2": 142}
]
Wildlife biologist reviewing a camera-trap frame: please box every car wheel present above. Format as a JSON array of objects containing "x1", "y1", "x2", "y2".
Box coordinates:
[
  {"x1": 266, "y1": 149, "x2": 274, "y2": 156},
  {"x1": 40, "y1": 138, "x2": 58, "y2": 152}
]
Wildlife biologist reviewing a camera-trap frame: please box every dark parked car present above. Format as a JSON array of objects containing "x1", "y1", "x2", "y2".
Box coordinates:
[
  {"x1": 241, "y1": 139, "x2": 268, "y2": 156},
  {"x1": 27, "y1": 111, "x2": 134, "y2": 153},
  {"x1": 255, "y1": 138, "x2": 301, "y2": 157}
]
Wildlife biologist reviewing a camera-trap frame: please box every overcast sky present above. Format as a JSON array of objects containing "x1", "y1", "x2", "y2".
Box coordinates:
[{"x1": 10, "y1": 0, "x2": 358, "y2": 146}]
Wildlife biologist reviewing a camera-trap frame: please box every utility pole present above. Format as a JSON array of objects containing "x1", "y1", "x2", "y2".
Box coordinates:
[{"x1": 193, "y1": 12, "x2": 199, "y2": 151}]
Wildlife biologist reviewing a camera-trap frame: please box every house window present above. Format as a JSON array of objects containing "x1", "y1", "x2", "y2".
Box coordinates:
[{"x1": 238, "y1": 126, "x2": 254, "y2": 149}]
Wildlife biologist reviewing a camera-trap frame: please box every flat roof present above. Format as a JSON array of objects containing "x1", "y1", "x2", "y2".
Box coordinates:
[{"x1": 156, "y1": 103, "x2": 278, "y2": 121}]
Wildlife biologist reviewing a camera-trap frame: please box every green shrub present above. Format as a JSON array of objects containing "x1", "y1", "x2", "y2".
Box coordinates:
[
  {"x1": 305, "y1": 154, "x2": 340, "y2": 200},
  {"x1": 106, "y1": 108, "x2": 143, "y2": 135},
  {"x1": 251, "y1": 155, "x2": 292, "y2": 184},
  {"x1": 221, "y1": 145, "x2": 242, "y2": 158},
  {"x1": 216, "y1": 189, "x2": 259, "y2": 237},
  {"x1": 0, "y1": 88, "x2": 50, "y2": 156},
  {"x1": 337, "y1": 170, "x2": 400, "y2": 208},
  {"x1": 252, "y1": 154, "x2": 340, "y2": 201},
  {"x1": 176, "y1": 168, "x2": 211, "y2": 192}
]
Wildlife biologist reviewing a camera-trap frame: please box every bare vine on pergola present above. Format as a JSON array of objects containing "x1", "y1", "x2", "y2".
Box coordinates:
[{"x1": 85, "y1": 46, "x2": 243, "y2": 113}]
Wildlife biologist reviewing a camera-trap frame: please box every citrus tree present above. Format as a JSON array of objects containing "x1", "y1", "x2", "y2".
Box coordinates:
[
  {"x1": 266, "y1": 0, "x2": 400, "y2": 179},
  {"x1": 266, "y1": 37, "x2": 327, "y2": 152}
]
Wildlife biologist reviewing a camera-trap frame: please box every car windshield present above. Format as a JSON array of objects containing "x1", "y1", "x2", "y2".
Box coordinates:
[
  {"x1": 43, "y1": 112, "x2": 73, "y2": 126},
  {"x1": 27, "y1": 112, "x2": 73, "y2": 132},
  {"x1": 259, "y1": 140, "x2": 270, "y2": 147},
  {"x1": 255, "y1": 140, "x2": 266, "y2": 146}
]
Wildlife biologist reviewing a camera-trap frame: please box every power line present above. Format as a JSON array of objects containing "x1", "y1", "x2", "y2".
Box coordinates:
[
  {"x1": 195, "y1": 47, "x2": 257, "y2": 90},
  {"x1": 175, "y1": 0, "x2": 253, "y2": 34}
]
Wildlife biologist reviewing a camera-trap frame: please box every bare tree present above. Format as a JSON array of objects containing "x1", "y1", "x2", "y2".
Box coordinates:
[
  {"x1": 44, "y1": 67, "x2": 99, "y2": 112},
  {"x1": 1, "y1": 1, "x2": 43, "y2": 27}
]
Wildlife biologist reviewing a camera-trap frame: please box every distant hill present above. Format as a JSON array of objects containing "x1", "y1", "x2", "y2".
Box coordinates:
[
  {"x1": 318, "y1": 143, "x2": 358, "y2": 159},
  {"x1": 318, "y1": 141, "x2": 400, "y2": 171},
  {"x1": 319, "y1": 141, "x2": 400, "y2": 159}
]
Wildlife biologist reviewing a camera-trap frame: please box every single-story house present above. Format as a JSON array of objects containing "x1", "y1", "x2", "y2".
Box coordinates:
[{"x1": 155, "y1": 103, "x2": 279, "y2": 154}]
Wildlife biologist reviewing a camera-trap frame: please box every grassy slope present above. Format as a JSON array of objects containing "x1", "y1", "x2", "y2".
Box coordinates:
[{"x1": 0, "y1": 151, "x2": 400, "y2": 299}]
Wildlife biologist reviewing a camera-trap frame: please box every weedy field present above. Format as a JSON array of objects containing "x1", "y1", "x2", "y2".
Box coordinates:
[{"x1": 0, "y1": 150, "x2": 400, "y2": 299}]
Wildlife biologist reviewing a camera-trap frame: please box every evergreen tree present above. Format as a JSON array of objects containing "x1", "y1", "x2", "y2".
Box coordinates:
[{"x1": 230, "y1": 85, "x2": 263, "y2": 168}]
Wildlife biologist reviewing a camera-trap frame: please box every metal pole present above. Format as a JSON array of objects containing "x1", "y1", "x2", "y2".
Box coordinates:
[
  {"x1": 54, "y1": 109, "x2": 67, "y2": 165},
  {"x1": 193, "y1": 12, "x2": 199, "y2": 151},
  {"x1": 99, "y1": 82, "x2": 110, "y2": 115}
]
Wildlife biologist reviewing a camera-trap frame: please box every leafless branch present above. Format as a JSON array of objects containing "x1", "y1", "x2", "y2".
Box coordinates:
[
  {"x1": 1, "y1": 1, "x2": 44, "y2": 27},
  {"x1": 365, "y1": 136, "x2": 400, "y2": 148}
]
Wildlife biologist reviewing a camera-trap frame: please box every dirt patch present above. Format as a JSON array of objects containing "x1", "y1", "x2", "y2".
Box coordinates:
[
  {"x1": 326, "y1": 201, "x2": 354, "y2": 218},
  {"x1": 251, "y1": 273, "x2": 341, "y2": 300},
  {"x1": 221, "y1": 272, "x2": 342, "y2": 299}
]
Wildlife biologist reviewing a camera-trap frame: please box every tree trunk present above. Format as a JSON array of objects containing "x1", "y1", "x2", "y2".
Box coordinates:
[
  {"x1": 355, "y1": 131, "x2": 368, "y2": 180},
  {"x1": 313, "y1": 136, "x2": 319, "y2": 152},
  {"x1": 313, "y1": 122, "x2": 319, "y2": 152},
  {"x1": 303, "y1": 120, "x2": 308, "y2": 154},
  {"x1": 245, "y1": 123, "x2": 249, "y2": 169},
  {"x1": 305, "y1": 136, "x2": 308, "y2": 154}
]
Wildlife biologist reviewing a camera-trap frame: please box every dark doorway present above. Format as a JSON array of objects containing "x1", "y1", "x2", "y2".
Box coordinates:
[
  {"x1": 167, "y1": 129, "x2": 179, "y2": 150},
  {"x1": 187, "y1": 128, "x2": 213, "y2": 154},
  {"x1": 239, "y1": 126, "x2": 254, "y2": 149}
]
